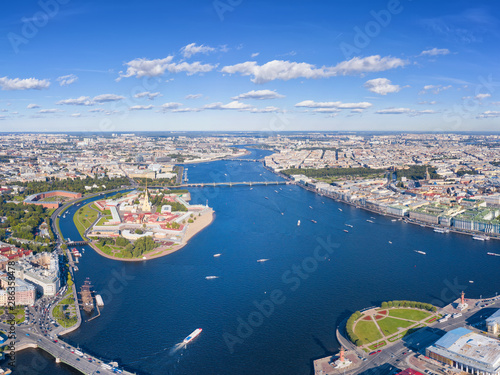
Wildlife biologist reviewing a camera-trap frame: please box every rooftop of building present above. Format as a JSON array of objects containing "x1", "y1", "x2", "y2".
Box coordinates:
[
  {"x1": 429, "y1": 328, "x2": 500, "y2": 370},
  {"x1": 487, "y1": 309, "x2": 500, "y2": 326}
]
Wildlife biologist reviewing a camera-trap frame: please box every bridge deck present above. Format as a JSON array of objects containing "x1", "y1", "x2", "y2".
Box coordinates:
[{"x1": 180, "y1": 181, "x2": 289, "y2": 187}]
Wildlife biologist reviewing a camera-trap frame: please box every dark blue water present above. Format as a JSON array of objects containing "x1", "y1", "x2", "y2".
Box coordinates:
[{"x1": 12, "y1": 148, "x2": 500, "y2": 375}]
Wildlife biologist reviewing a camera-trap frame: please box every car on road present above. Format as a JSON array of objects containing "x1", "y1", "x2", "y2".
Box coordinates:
[{"x1": 369, "y1": 351, "x2": 377, "y2": 355}]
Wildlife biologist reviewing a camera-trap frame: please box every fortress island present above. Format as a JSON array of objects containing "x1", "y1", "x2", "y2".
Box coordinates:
[{"x1": 73, "y1": 186, "x2": 214, "y2": 261}]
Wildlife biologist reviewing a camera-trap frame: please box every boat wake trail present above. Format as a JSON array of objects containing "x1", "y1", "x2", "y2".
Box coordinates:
[
  {"x1": 124, "y1": 344, "x2": 183, "y2": 364},
  {"x1": 169, "y1": 342, "x2": 186, "y2": 356}
]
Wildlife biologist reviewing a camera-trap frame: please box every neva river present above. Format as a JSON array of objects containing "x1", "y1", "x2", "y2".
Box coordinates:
[{"x1": 13, "y1": 148, "x2": 500, "y2": 375}]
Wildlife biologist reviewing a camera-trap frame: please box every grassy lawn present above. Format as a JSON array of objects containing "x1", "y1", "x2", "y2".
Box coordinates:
[
  {"x1": 388, "y1": 308, "x2": 431, "y2": 321},
  {"x1": 53, "y1": 289, "x2": 78, "y2": 328},
  {"x1": 96, "y1": 216, "x2": 112, "y2": 226},
  {"x1": 377, "y1": 317, "x2": 414, "y2": 336},
  {"x1": 73, "y1": 202, "x2": 99, "y2": 237},
  {"x1": 354, "y1": 320, "x2": 383, "y2": 345},
  {"x1": 387, "y1": 324, "x2": 425, "y2": 342},
  {"x1": 94, "y1": 242, "x2": 113, "y2": 255},
  {"x1": 94, "y1": 242, "x2": 130, "y2": 258},
  {"x1": 1, "y1": 306, "x2": 26, "y2": 324}
]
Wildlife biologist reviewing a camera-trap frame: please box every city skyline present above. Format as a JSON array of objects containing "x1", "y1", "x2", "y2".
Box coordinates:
[{"x1": 1, "y1": 0, "x2": 500, "y2": 132}]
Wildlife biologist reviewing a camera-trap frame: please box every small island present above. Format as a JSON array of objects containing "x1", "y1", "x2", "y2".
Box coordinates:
[{"x1": 73, "y1": 187, "x2": 214, "y2": 261}]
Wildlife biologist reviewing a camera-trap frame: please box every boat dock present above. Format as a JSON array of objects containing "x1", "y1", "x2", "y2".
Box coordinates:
[{"x1": 79, "y1": 278, "x2": 95, "y2": 313}]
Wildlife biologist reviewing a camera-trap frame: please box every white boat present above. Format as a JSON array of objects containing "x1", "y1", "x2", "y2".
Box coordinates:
[
  {"x1": 391, "y1": 219, "x2": 397, "y2": 222},
  {"x1": 370, "y1": 217, "x2": 376, "y2": 219},
  {"x1": 265, "y1": 197, "x2": 269, "y2": 200},
  {"x1": 257, "y1": 259, "x2": 269, "y2": 263},
  {"x1": 345, "y1": 224, "x2": 353, "y2": 228},
  {"x1": 414, "y1": 250, "x2": 426, "y2": 255},
  {"x1": 311, "y1": 219, "x2": 317, "y2": 223},
  {"x1": 366, "y1": 220, "x2": 374, "y2": 223},
  {"x1": 274, "y1": 190, "x2": 278, "y2": 193},
  {"x1": 183, "y1": 328, "x2": 202, "y2": 344},
  {"x1": 434, "y1": 228, "x2": 449, "y2": 234},
  {"x1": 388, "y1": 241, "x2": 392, "y2": 244},
  {"x1": 343, "y1": 229, "x2": 348, "y2": 233},
  {"x1": 338, "y1": 208, "x2": 342, "y2": 211},
  {"x1": 250, "y1": 188, "x2": 253, "y2": 190},
  {"x1": 473, "y1": 235, "x2": 490, "y2": 241},
  {"x1": 487, "y1": 252, "x2": 500, "y2": 257},
  {"x1": 205, "y1": 276, "x2": 219, "y2": 280},
  {"x1": 297, "y1": 220, "x2": 301, "y2": 226},
  {"x1": 309, "y1": 206, "x2": 313, "y2": 209},
  {"x1": 213, "y1": 253, "x2": 221, "y2": 257},
  {"x1": 469, "y1": 280, "x2": 474, "y2": 283}
]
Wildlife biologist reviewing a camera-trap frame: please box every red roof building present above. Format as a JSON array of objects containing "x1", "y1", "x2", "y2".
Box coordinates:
[{"x1": 396, "y1": 369, "x2": 424, "y2": 375}]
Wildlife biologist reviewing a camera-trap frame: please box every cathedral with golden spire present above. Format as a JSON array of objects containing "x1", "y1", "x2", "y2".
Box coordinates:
[{"x1": 141, "y1": 181, "x2": 152, "y2": 212}]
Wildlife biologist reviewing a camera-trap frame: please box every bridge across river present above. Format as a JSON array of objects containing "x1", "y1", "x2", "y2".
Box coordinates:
[
  {"x1": 67, "y1": 240, "x2": 89, "y2": 246},
  {"x1": 180, "y1": 181, "x2": 290, "y2": 188}
]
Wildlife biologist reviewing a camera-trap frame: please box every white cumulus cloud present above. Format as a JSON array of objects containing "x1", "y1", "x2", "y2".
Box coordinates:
[
  {"x1": 27, "y1": 103, "x2": 40, "y2": 109},
  {"x1": 129, "y1": 105, "x2": 154, "y2": 110},
  {"x1": 420, "y1": 48, "x2": 450, "y2": 56},
  {"x1": 185, "y1": 94, "x2": 202, "y2": 99},
  {"x1": 376, "y1": 108, "x2": 438, "y2": 116},
  {"x1": 0, "y1": 77, "x2": 50, "y2": 90},
  {"x1": 134, "y1": 91, "x2": 161, "y2": 100},
  {"x1": 477, "y1": 110, "x2": 500, "y2": 119},
  {"x1": 181, "y1": 43, "x2": 216, "y2": 58},
  {"x1": 171, "y1": 107, "x2": 202, "y2": 113},
  {"x1": 250, "y1": 106, "x2": 282, "y2": 113},
  {"x1": 221, "y1": 55, "x2": 407, "y2": 83},
  {"x1": 475, "y1": 93, "x2": 491, "y2": 100},
  {"x1": 57, "y1": 96, "x2": 94, "y2": 106},
  {"x1": 161, "y1": 102, "x2": 183, "y2": 110},
  {"x1": 232, "y1": 89, "x2": 285, "y2": 100},
  {"x1": 203, "y1": 101, "x2": 253, "y2": 111},
  {"x1": 295, "y1": 100, "x2": 372, "y2": 110},
  {"x1": 93, "y1": 94, "x2": 125, "y2": 103},
  {"x1": 364, "y1": 78, "x2": 402, "y2": 95},
  {"x1": 57, "y1": 74, "x2": 78, "y2": 86},
  {"x1": 38, "y1": 109, "x2": 63, "y2": 114},
  {"x1": 419, "y1": 85, "x2": 452, "y2": 95},
  {"x1": 118, "y1": 56, "x2": 217, "y2": 80}
]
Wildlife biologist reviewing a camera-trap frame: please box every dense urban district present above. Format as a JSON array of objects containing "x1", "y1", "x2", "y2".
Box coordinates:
[{"x1": 1, "y1": 132, "x2": 500, "y2": 375}]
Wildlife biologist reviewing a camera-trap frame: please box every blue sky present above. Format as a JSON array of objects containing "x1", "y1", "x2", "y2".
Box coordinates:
[{"x1": 0, "y1": 0, "x2": 499, "y2": 132}]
